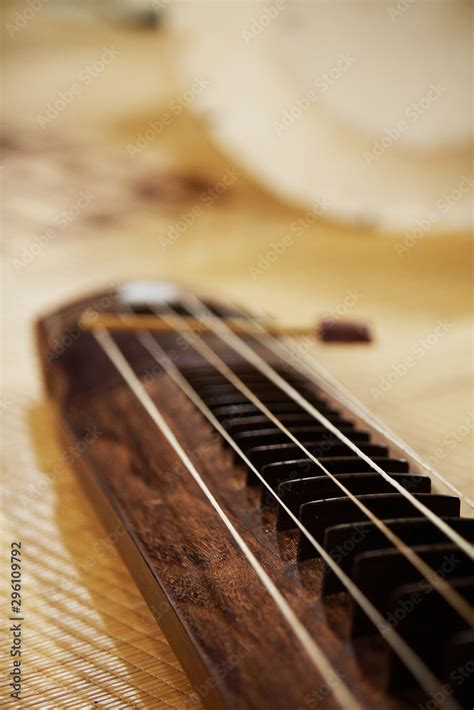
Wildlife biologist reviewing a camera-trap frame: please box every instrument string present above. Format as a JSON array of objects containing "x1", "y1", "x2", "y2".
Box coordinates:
[
  {"x1": 92, "y1": 327, "x2": 362, "y2": 710},
  {"x1": 239, "y1": 323, "x2": 474, "y2": 509},
  {"x1": 161, "y1": 298, "x2": 473, "y2": 625},
  {"x1": 101, "y1": 320, "x2": 461, "y2": 708},
  {"x1": 180, "y1": 296, "x2": 474, "y2": 564}
]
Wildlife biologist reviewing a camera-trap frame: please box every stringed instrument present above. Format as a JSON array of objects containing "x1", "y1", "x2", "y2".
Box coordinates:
[{"x1": 36, "y1": 281, "x2": 474, "y2": 710}]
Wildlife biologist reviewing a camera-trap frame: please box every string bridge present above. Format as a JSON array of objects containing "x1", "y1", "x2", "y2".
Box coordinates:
[{"x1": 79, "y1": 311, "x2": 314, "y2": 337}]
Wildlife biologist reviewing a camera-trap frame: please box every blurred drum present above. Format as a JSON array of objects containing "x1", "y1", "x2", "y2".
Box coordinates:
[{"x1": 170, "y1": 0, "x2": 473, "y2": 233}]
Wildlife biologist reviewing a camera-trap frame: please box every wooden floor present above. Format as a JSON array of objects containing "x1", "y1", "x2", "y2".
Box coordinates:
[{"x1": 2, "y1": 4, "x2": 472, "y2": 708}]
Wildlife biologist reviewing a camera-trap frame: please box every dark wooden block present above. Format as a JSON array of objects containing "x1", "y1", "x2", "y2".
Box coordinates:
[
  {"x1": 276, "y1": 473, "x2": 431, "y2": 530},
  {"x1": 298, "y1": 494, "x2": 460, "y2": 560}
]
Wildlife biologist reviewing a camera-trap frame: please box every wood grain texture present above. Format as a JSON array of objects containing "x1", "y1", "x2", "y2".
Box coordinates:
[
  {"x1": 33, "y1": 288, "x2": 472, "y2": 708},
  {"x1": 2, "y1": 2, "x2": 472, "y2": 707},
  {"x1": 35, "y1": 297, "x2": 401, "y2": 709}
]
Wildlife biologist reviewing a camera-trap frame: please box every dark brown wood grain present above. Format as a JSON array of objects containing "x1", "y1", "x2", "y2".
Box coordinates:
[{"x1": 35, "y1": 285, "x2": 459, "y2": 710}]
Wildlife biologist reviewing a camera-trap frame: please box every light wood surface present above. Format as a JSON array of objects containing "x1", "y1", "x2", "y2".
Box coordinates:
[{"x1": 1, "y1": 5, "x2": 472, "y2": 708}]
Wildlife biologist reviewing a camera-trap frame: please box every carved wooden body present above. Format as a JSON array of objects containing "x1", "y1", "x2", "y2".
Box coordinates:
[{"x1": 36, "y1": 282, "x2": 473, "y2": 709}]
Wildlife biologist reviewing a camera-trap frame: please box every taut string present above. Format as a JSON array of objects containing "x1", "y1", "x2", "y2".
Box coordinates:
[
  {"x1": 235, "y1": 319, "x2": 474, "y2": 509},
  {"x1": 180, "y1": 295, "x2": 474, "y2": 564},
  {"x1": 124, "y1": 321, "x2": 462, "y2": 708},
  {"x1": 93, "y1": 327, "x2": 362, "y2": 710},
  {"x1": 159, "y1": 298, "x2": 473, "y2": 627}
]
